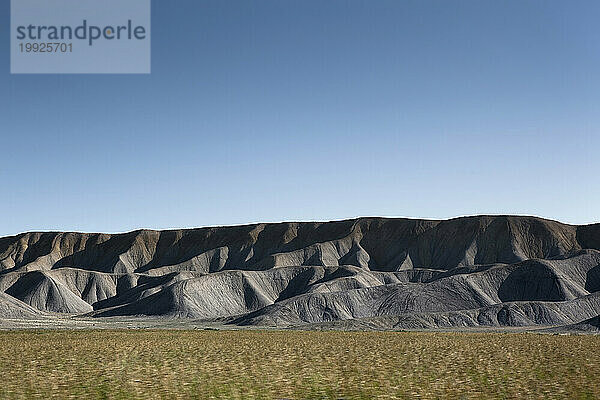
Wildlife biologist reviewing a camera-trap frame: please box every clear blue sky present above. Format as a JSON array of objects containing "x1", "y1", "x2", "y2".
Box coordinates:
[{"x1": 1, "y1": 0, "x2": 599, "y2": 236}]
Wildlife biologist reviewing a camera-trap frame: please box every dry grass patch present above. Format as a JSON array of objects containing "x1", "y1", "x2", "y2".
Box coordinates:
[{"x1": 0, "y1": 330, "x2": 598, "y2": 399}]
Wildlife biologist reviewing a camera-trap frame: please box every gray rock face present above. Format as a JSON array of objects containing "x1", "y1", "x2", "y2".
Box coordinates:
[{"x1": 0, "y1": 215, "x2": 599, "y2": 330}]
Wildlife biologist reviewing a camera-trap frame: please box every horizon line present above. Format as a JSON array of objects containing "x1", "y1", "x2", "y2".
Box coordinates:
[{"x1": 3, "y1": 213, "x2": 599, "y2": 238}]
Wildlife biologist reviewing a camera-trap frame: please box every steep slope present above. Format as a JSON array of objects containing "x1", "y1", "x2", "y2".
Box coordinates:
[
  {"x1": 0, "y1": 291, "x2": 46, "y2": 319},
  {"x1": 6, "y1": 271, "x2": 93, "y2": 314},
  {"x1": 1, "y1": 216, "x2": 594, "y2": 275}
]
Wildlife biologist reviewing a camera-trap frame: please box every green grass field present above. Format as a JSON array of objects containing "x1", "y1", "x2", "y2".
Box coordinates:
[{"x1": 0, "y1": 330, "x2": 598, "y2": 399}]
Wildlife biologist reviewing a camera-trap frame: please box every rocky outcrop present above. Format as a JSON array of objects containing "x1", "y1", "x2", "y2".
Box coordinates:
[{"x1": 0, "y1": 216, "x2": 598, "y2": 330}]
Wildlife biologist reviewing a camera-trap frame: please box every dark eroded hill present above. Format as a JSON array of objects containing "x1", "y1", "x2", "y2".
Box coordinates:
[{"x1": 0, "y1": 216, "x2": 599, "y2": 330}]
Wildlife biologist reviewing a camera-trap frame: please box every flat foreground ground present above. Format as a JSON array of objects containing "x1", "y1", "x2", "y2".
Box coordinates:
[{"x1": 0, "y1": 330, "x2": 598, "y2": 399}]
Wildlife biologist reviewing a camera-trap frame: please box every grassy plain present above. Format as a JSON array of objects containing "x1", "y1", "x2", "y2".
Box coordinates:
[{"x1": 0, "y1": 330, "x2": 598, "y2": 399}]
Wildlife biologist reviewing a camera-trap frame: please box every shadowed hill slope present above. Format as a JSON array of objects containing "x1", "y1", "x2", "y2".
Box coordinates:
[{"x1": 0, "y1": 216, "x2": 598, "y2": 330}]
